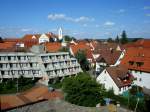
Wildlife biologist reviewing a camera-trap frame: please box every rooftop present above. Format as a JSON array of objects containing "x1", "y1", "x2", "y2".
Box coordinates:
[
  {"x1": 0, "y1": 85, "x2": 63, "y2": 111},
  {"x1": 120, "y1": 47, "x2": 150, "y2": 73}
]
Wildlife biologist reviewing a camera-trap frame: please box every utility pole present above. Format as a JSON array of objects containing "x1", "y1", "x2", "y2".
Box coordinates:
[
  {"x1": 134, "y1": 98, "x2": 139, "y2": 112},
  {"x1": 17, "y1": 78, "x2": 18, "y2": 93},
  {"x1": 134, "y1": 86, "x2": 140, "y2": 112}
]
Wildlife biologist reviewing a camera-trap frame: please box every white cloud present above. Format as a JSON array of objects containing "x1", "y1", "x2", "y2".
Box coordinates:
[
  {"x1": 48, "y1": 13, "x2": 95, "y2": 23},
  {"x1": 48, "y1": 14, "x2": 66, "y2": 20},
  {"x1": 118, "y1": 9, "x2": 126, "y2": 13},
  {"x1": 143, "y1": 6, "x2": 150, "y2": 10},
  {"x1": 104, "y1": 21, "x2": 115, "y2": 26},
  {"x1": 20, "y1": 28, "x2": 32, "y2": 32}
]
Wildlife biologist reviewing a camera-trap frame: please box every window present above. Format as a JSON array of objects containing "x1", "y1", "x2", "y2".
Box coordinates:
[
  {"x1": 30, "y1": 63, "x2": 33, "y2": 67},
  {"x1": 119, "y1": 88, "x2": 121, "y2": 92},
  {"x1": 139, "y1": 78, "x2": 142, "y2": 81},
  {"x1": 0, "y1": 64, "x2": 2, "y2": 68},
  {"x1": 1, "y1": 71, "x2": 4, "y2": 75},
  {"x1": 136, "y1": 62, "x2": 144, "y2": 67},
  {"x1": 18, "y1": 56, "x2": 21, "y2": 60},
  {"x1": 140, "y1": 71, "x2": 142, "y2": 74},
  {"x1": 129, "y1": 61, "x2": 134, "y2": 65},
  {"x1": 10, "y1": 63, "x2": 13, "y2": 68},
  {"x1": 8, "y1": 56, "x2": 11, "y2": 61}
]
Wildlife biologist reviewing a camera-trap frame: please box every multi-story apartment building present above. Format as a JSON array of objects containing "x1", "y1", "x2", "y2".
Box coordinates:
[{"x1": 0, "y1": 52, "x2": 82, "y2": 82}]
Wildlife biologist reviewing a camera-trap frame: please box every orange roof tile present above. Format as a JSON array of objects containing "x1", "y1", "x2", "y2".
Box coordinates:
[
  {"x1": 4, "y1": 38, "x2": 22, "y2": 42},
  {"x1": 96, "y1": 50, "x2": 122, "y2": 65},
  {"x1": 45, "y1": 42, "x2": 62, "y2": 53},
  {"x1": 0, "y1": 42, "x2": 16, "y2": 52},
  {"x1": 70, "y1": 42, "x2": 91, "y2": 55},
  {"x1": 0, "y1": 85, "x2": 63, "y2": 111},
  {"x1": 106, "y1": 66, "x2": 133, "y2": 88},
  {"x1": 70, "y1": 42, "x2": 94, "y2": 62},
  {"x1": 120, "y1": 47, "x2": 150, "y2": 72},
  {"x1": 134, "y1": 39, "x2": 150, "y2": 48}
]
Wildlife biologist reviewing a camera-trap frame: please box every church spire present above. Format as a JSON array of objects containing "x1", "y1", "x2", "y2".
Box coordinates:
[{"x1": 58, "y1": 27, "x2": 63, "y2": 40}]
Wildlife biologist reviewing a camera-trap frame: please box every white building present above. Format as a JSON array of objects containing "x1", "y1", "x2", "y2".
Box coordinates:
[
  {"x1": 96, "y1": 66, "x2": 133, "y2": 95},
  {"x1": 39, "y1": 33, "x2": 50, "y2": 44},
  {"x1": 129, "y1": 70, "x2": 150, "y2": 89},
  {"x1": 0, "y1": 52, "x2": 82, "y2": 82},
  {"x1": 120, "y1": 47, "x2": 150, "y2": 89}
]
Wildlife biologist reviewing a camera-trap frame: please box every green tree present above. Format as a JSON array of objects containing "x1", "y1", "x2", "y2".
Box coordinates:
[
  {"x1": 0, "y1": 37, "x2": 4, "y2": 43},
  {"x1": 121, "y1": 30, "x2": 128, "y2": 44},
  {"x1": 115, "y1": 35, "x2": 120, "y2": 43},
  {"x1": 107, "y1": 37, "x2": 114, "y2": 42},
  {"x1": 62, "y1": 72, "x2": 105, "y2": 107},
  {"x1": 59, "y1": 47, "x2": 69, "y2": 52},
  {"x1": 75, "y1": 50, "x2": 89, "y2": 71},
  {"x1": 63, "y1": 35, "x2": 72, "y2": 42}
]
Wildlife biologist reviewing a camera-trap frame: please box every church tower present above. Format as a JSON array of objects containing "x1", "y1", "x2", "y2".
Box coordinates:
[{"x1": 58, "y1": 27, "x2": 63, "y2": 40}]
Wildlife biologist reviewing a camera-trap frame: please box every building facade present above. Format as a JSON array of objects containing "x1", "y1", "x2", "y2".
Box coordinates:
[
  {"x1": 96, "y1": 66, "x2": 133, "y2": 95},
  {"x1": 0, "y1": 52, "x2": 82, "y2": 81}
]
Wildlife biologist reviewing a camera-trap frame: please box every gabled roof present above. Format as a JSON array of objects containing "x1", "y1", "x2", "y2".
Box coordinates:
[
  {"x1": 106, "y1": 66, "x2": 133, "y2": 88},
  {"x1": 94, "y1": 42, "x2": 122, "y2": 53},
  {"x1": 120, "y1": 47, "x2": 150, "y2": 72},
  {"x1": 22, "y1": 34, "x2": 41, "y2": 41},
  {"x1": 70, "y1": 42, "x2": 94, "y2": 62},
  {"x1": 22, "y1": 33, "x2": 58, "y2": 41},
  {"x1": 96, "y1": 50, "x2": 122, "y2": 65},
  {"x1": 70, "y1": 43, "x2": 91, "y2": 55}
]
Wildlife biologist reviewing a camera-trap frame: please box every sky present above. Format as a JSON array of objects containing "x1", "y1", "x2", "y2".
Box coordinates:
[{"x1": 0, "y1": 0, "x2": 150, "y2": 39}]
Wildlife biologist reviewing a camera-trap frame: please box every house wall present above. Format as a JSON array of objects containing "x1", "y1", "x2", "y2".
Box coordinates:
[
  {"x1": 69, "y1": 47, "x2": 75, "y2": 56},
  {"x1": 131, "y1": 70, "x2": 150, "y2": 89},
  {"x1": 96, "y1": 69, "x2": 122, "y2": 95},
  {"x1": 95, "y1": 62, "x2": 107, "y2": 72},
  {"x1": 39, "y1": 34, "x2": 49, "y2": 44}
]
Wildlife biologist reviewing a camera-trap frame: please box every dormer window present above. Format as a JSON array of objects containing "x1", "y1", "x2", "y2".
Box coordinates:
[
  {"x1": 129, "y1": 61, "x2": 134, "y2": 65},
  {"x1": 32, "y1": 35, "x2": 36, "y2": 39},
  {"x1": 136, "y1": 62, "x2": 144, "y2": 67}
]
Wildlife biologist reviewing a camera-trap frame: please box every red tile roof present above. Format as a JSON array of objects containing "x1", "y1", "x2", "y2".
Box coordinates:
[
  {"x1": 123, "y1": 39, "x2": 150, "y2": 49},
  {"x1": 134, "y1": 39, "x2": 150, "y2": 48},
  {"x1": 3, "y1": 38, "x2": 22, "y2": 42},
  {"x1": 120, "y1": 47, "x2": 150, "y2": 73},
  {"x1": 96, "y1": 50, "x2": 122, "y2": 65},
  {"x1": 0, "y1": 42, "x2": 16, "y2": 52},
  {"x1": 0, "y1": 85, "x2": 63, "y2": 111},
  {"x1": 106, "y1": 66, "x2": 133, "y2": 88},
  {"x1": 70, "y1": 42, "x2": 94, "y2": 62},
  {"x1": 22, "y1": 34, "x2": 40, "y2": 41},
  {"x1": 45, "y1": 42, "x2": 62, "y2": 53},
  {"x1": 22, "y1": 33, "x2": 58, "y2": 41}
]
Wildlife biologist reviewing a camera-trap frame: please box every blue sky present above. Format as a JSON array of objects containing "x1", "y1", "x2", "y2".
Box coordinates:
[{"x1": 0, "y1": 0, "x2": 150, "y2": 39}]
